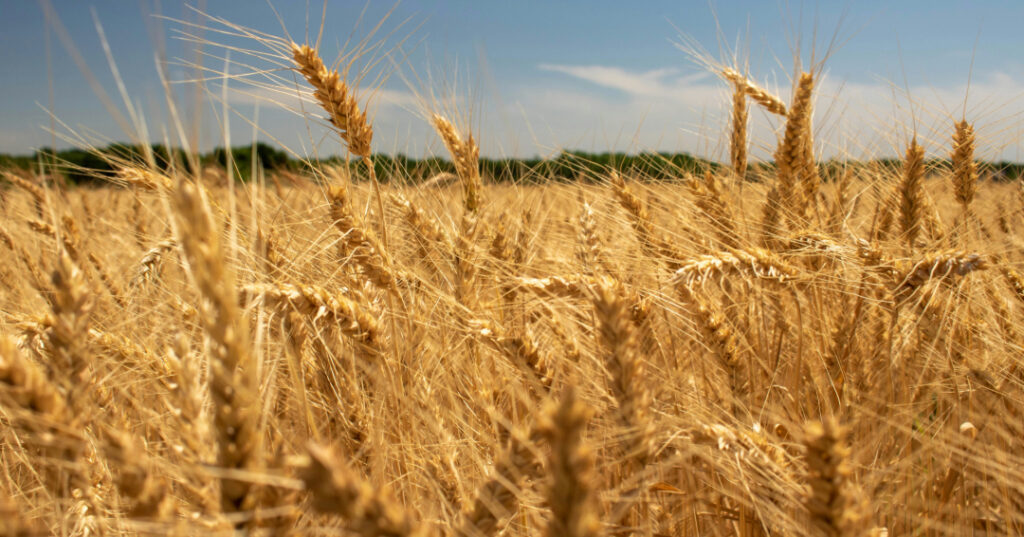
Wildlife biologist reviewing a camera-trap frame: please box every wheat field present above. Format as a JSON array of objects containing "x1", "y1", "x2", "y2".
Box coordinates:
[{"x1": 2, "y1": 11, "x2": 1024, "y2": 537}]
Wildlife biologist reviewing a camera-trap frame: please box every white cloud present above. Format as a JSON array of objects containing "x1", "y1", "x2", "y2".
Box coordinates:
[
  {"x1": 498, "y1": 63, "x2": 1024, "y2": 162},
  {"x1": 82, "y1": 62, "x2": 1024, "y2": 163},
  {"x1": 538, "y1": 64, "x2": 710, "y2": 100}
]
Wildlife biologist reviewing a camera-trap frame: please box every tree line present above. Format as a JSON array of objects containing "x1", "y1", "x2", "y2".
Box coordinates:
[{"x1": 3, "y1": 142, "x2": 1024, "y2": 185}]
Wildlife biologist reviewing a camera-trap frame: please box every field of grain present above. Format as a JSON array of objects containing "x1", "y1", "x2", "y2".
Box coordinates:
[{"x1": 2, "y1": 13, "x2": 1024, "y2": 537}]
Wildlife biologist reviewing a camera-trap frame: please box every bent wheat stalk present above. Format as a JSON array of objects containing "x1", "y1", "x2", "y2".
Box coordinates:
[{"x1": 292, "y1": 42, "x2": 390, "y2": 250}]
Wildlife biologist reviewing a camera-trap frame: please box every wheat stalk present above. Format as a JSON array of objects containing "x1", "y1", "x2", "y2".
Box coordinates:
[
  {"x1": 729, "y1": 81, "x2": 749, "y2": 180},
  {"x1": 456, "y1": 425, "x2": 543, "y2": 537},
  {"x1": 804, "y1": 419, "x2": 864, "y2": 537},
  {"x1": 172, "y1": 181, "x2": 260, "y2": 518},
  {"x1": 721, "y1": 68, "x2": 788, "y2": 116},
  {"x1": 899, "y1": 138, "x2": 926, "y2": 246},
  {"x1": 291, "y1": 44, "x2": 373, "y2": 158},
  {"x1": 591, "y1": 277, "x2": 652, "y2": 466},
  {"x1": 673, "y1": 247, "x2": 798, "y2": 287},
  {"x1": 431, "y1": 114, "x2": 484, "y2": 213},
  {"x1": 293, "y1": 42, "x2": 390, "y2": 250},
  {"x1": 240, "y1": 282, "x2": 382, "y2": 353},
  {"x1": 610, "y1": 171, "x2": 684, "y2": 270},
  {"x1": 302, "y1": 443, "x2": 425, "y2": 537},
  {"x1": 540, "y1": 388, "x2": 603, "y2": 537},
  {"x1": 951, "y1": 119, "x2": 979, "y2": 214}
]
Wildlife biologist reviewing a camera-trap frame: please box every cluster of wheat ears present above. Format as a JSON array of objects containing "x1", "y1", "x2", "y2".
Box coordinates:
[{"x1": 1, "y1": 13, "x2": 1023, "y2": 537}]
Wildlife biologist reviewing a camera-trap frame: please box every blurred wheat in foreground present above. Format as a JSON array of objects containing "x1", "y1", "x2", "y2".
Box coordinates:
[{"x1": 1, "y1": 14, "x2": 1024, "y2": 537}]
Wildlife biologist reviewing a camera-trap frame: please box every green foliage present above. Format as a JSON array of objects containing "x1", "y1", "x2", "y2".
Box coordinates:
[
  {"x1": 3, "y1": 142, "x2": 1023, "y2": 186},
  {"x1": 210, "y1": 142, "x2": 292, "y2": 181}
]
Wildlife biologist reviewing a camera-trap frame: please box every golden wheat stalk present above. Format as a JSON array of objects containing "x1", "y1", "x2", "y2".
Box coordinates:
[
  {"x1": 292, "y1": 43, "x2": 391, "y2": 250},
  {"x1": 46, "y1": 250, "x2": 94, "y2": 416},
  {"x1": 102, "y1": 428, "x2": 173, "y2": 520},
  {"x1": 576, "y1": 200, "x2": 604, "y2": 273},
  {"x1": 775, "y1": 72, "x2": 816, "y2": 225},
  {"x1": 676, "y1": 284, "x2": 746, "y2": 415},
  {"x1": 2, "y1": 171, "x2": 47, "y2": 218},
  {"x1": 610, "y1": 171, "x2": 684, "y2": 270},
  {"x1": 729, "y1": 81, "x2": 749, "y2": 180},
  {"x1": 0, "y1": 335, "x2": 67, "y2": 419},
  {"x1": 899, "y1": 138, "x2": 926, "y2": 246},
  {"x1": 291, "y1": 44, "x2": 373, "y2": 158},
  {"x1": 116, "y1": 166, "x2": 173, "y2": 191},
  {"x1": 240, "y1": 282, "x2": 382, "y2": 351},
  {"x1": 172, "y1": 181, "x2": 260, "y2": 518},
  {"x1": 431, "y1": 114, "x2": 484, "y2": 213},
  {"x1": 688, "y1": 172, "x2": 740, "y2": 248},
  {"x1": 894, "y1": 251, "x2": 987, "y2": 291},
  {"x1": 470, "y1": 318, "x2": 554, "y2": 390},
  {"x1": 721, "y1": 68, "x2": 788, "y2": 116},
  {"x1": 804, "y1": 419, "x2": 865, "y2": 537},
  {"x1": 513, "y1": 275, "x2": 596, "y2": 299},
  {"x1": 456, "y1": 425, "x2": 544, "y2": 537},
  {"x1": 301, "y1": 443, "x2": 425, "y2": 537},
  {"x1": 329, "y1": 182, "x2": 401, "y2": 293},
  {"x1": 673, "y1": 247, "x2": 798, "y2": 287},
  {"x1": 951, "y1": 120, "x2": 978, "y2": 211},
  {"x1": 129, "y1": 238, "x2": 177, "y2": 289},
  {"x1": 591, "y1": 277, "x2": 652, "y2": 466},
  {"x1": 540, "y1": 388, "x2": 602, "y2": 537}
]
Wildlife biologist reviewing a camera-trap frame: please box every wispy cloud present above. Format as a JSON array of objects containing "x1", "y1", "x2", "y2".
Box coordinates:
[
  {"x1": 539, "y1": 63, "x2": 711, "y2": 101},
  {"x1": 514, "y1": 63, "x2": 1024, "y2": 161},
  {"x1": 540, "y1": 63, "x2": 716, "y2": 100}
]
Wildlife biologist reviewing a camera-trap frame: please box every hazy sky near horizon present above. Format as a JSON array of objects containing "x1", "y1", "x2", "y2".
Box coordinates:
[{"x1": 3, "y1": 1, "x2": 1024, "y2": 162}]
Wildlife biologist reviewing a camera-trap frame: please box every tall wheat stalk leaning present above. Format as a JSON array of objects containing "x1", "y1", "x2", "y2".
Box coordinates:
[
  {"x1": 291, "y1": 43, "x2": 390, "y2": 249},
  {"x1": 431, "y1": 113, "x2": 484, "y2": 213}
]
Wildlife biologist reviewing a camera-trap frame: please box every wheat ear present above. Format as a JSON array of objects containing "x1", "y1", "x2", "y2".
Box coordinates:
[
  {"x1": 729, "y1": 81, "x2": 749, "y2": 180},
  {"x1": 102, "y1": 428, "x2": 173, "y2": 520},
  {"x1": 240, "y1": 282, "x2": 382, "y2": 355},
  {"x1": 591, "y1": 277, "x2": 652, "y2": 466},
  {"x1": 302, "y1": 443, "x2": 425, "y2": 537},
  {"x1": 2, "y1": 171, "x2": 47, "y2": 218},
  {"x1": 0, "y1": 335, "x2": 67, "y2": 419},
  {"x1": 893, "y1": 251, "x2": 987, "y2": 301},
  {"x1": 432, "y1": 114, "x2": 484, "y2": 213},
  {"x1": 610, "y1": 171, "x2": 683, "y2": 270},
  {"x1": 456, "y1": 425, "x2": 543, "y2": 537},
  {"x1": 673, "y1": 247, "x2": 798, "y2": 287},
  {"x1": 46, "y1": 250, "x2": 94, "y2": 416},
  {"x1": 129, "y1": 238, "x2": 176, "y2": 289},
  {"x1": 775, "y1": 72, "x2": 816, "y2": 225},
  {"x1": 329, "y1": 181, "x2": 401, "y2": 293},
  {"x1": 951, "y1": 119, "x2": 978, "y2": 212},
  {"x1": 804, "y1": 419, "x2": 864, "y2": 537},
  {"x1": 291, "y1": 44, "x2": 372, "y2": 157},
  {"x1": 292, "y1": 42, "x2": 390, "y2": 250},
  {"x1": 688, "y1": 172, "x2": 740, "y2": 248},
  {"x1": 899, "y1": 138, "x2": 926, "y2": 246},
  {"x1": 172, "y1": 181, "x2": 260, "y2": 518},
  {"x1": 721, "y1": 68, "x2": 788, "y2": 116},
  {"x1": 540, "y1": 388, "x2": 603, "y2": 537}
]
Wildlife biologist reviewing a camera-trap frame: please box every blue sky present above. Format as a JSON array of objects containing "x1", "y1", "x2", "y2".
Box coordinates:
[{"x1": 3, "y1": 1, "x2": 1024, "y2": 161}]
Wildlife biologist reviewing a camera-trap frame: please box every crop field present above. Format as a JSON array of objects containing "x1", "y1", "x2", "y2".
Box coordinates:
[{"x1": 2, "y1": 7, "x2": 1024, "y2": 537}]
